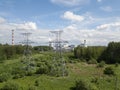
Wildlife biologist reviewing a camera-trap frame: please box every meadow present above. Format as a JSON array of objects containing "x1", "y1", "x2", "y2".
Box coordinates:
[{"x1": 0, "y1": 52, "x2": 120, "y2": 90}]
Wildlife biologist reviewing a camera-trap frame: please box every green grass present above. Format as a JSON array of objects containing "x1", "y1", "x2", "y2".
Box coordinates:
[{"x1": 0, "y1": 53, "x2": 120, "y2": 90}]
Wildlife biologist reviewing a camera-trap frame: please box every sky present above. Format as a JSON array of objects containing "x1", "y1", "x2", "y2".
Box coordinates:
[{"x1": 0, "y1": 0, "x2": 120, "y2": 46}]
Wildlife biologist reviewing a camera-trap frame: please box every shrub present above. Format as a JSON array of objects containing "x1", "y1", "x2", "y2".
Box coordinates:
[
  {"x1": 12, "y1": 74, "x2": 22, "y2": 79},
  {"x1": 29, "y1": 62, "x2": 36, "y2": 67},
  {"x1": 97, "y1": 61, "x2": 105, "y2": 68},
  {"x1": 36, "y1": 65, "x2": 49, "y2": 74},
  {"x1": 70, "y1": 80, "x2": 89, "y2": 90},
  {"x1": 91, "y1": 77, "x2": 99, "y2": 84},
  {"x1": 36, "y1": 62, "x2": 42, "y2": 67},
  {"x1": 12, "y1": 67, "x2": 26, "y2": 79},
  {"x1": 34, "y1": 80, "x2": 39, "y2": 86},
  {"x1": 115, "y1": 63, "x2": 119, "y2": 67},
  {"x1": 88, "y1": 59, "x2": 97, "y2": 64},
  {"x1": 0, "y1": 73, "x2": 10, "y2": 82},
  {"x1": 26, "y1": 71, "x2": 34, "y2": 76},
  {"x1": 104, "y1": 66, "x2": 115, "y2": 75},
  {"x1": 106, "y1": 78, "x2": 112, "y2": 83},
  {"x1": 70, "y1": 79, "x2": 98, "y2": 90},
  {"x1": 28, "y1": 86, "x2": 37, "y2": 90},
  {"x1": 1, "y1": 81, "x2": 19, "y2": 90},
  {"x1": 0, "y1": 58, "x2": 4, "y2": 63}
]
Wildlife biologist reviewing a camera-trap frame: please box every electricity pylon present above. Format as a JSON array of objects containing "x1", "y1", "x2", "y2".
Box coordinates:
[
  {"x1": 50, "y1": 30, "x2": 68, "y2": 77},
  {"x1": 20, "y1": 32, "x2": 34, "y2": 71}
]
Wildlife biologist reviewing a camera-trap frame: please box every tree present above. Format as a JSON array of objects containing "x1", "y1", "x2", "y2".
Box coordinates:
[
  {"x1": 98, "y1": 42, "x2": 120, "y2": 64},
  {"x1": 74, "y1": 46, "x2": 106, "y2": 62}
]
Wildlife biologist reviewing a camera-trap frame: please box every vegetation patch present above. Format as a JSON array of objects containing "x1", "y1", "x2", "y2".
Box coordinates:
[{"x1": 104, "y1": 66, "x2": 115, "y2": 76}]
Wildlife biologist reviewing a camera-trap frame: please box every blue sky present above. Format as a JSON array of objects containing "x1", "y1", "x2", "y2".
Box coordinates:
[{"x1": 0, "y1": 0, "x2": 120, "y2": 46}]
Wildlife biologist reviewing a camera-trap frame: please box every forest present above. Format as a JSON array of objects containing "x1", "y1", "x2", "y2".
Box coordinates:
[
  {"x1": 74, "y1": 42, "x2": 120, "y2": 64},
  {"x1": 0, "y1": 44, "x2": 52, "y2": 61}
]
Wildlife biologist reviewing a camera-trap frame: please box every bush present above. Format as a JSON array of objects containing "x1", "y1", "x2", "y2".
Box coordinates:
[
  {"x1": 12, "y1": 74, "x2": 22, "y2": 79},
  {"x1": 26, "y1": 71, "x2": 34, "y2": 76},
  {"x1": 1, "y1": 81, "x2": 19, "y2": 90},
  {"x1": 34, "y1": 80, "x2": 39, "y2": 86},
  {"x1": 36, "y1": 62, "x2": 42, "y2": 67},
  {"x1": 36, "y1": 65, "x2": 49, "y2": 74},
  {"x1": 104, "y1": 67, "x2": 115, "y2": 76},
  {"x1": 12, "y1": 67, "x2": 26, "y2": 79},
  {"x1": 91, "y1": 77, "x2": 99, "y2": 84},
  {"x1": 29, "y1": 62, "x2": 36, "y2": 67},
  {"x1": 28, "y1": 86, "x2": 37, "y2": 90},
  {"x1": 97, "y1": 61, "x2": 105, "y2": 68},
  {"x1": 88, "y1": 59, "x2": 97, "y2": 64},
  {"x1": 0, "y1": 73, "x2": 10, "y2": 82},
  {"x1": 70, "y1": 79, "x2": 98, "y2": 90},
  {"x1": 0, "y1": 58, "x2": 4, "y2": 63},
  {"x1": 115, "y1": 63, "x2": 119, "y2": 67}
]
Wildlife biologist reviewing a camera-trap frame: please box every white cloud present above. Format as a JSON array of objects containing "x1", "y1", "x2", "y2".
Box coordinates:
[
  {"x1": 62, "y1": 11, "x2": 84, "y2": 22},
  {"x1": 0, "y1": 17, "x2": 6, "y2": 23},
  {"x1": 51, "y1": 0, "x2": 89, "y2": 6},
  {"x1": 60, "y1": 20, "x2": 120, "y2": 46},
  {"x1": 96, "y1": 22, "x2": 120, "y2": 30},
  {"x1": 0, "y1": 17, "x2": 38, "y2": 44},
  {"x1": 0, "y1": 21, "x2": 37, "y2": 30},
  {"x1": 64, "y1": 24, "x2": 77, "y2": 30},
  {"x1": 13, "y1": 22, "x2": 37, "y2": 30},
  {"x1": 100, "y1": 6, "x2": 112, "y2": 12}
]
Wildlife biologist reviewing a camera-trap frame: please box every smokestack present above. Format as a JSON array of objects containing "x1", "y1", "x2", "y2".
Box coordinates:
[{"x1": 12, "y1": 30, "x2": 14, "y2": 45}]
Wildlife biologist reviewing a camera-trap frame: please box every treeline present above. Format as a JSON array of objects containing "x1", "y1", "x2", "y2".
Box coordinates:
[
  {"x1": 34, "y1": 46, "x2": 53, "y2": 52},
  {"x1": 98, "y1": 42, "x2": 120, "y2": 64},
  {"x1": 74, "y1": 46, "x2": 106, "y2": 61},
  {"x1": 74, "y1": 42, "x2": 120, "y2": 64},
  {"x1": 0, "y1": 44, "x2": 24, "y2": 60},
  {"x1": 0, "y1": 44, "x2": 52, "y2": 61}
]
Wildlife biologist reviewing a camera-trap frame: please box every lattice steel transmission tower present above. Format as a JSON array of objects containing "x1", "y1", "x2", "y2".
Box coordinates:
[
  {"x1": 20, "y1": 32, "x2": 34, "y2": 71},
  {"x1": 50, "y1": 30, "x2": 68, "y2": 77}
]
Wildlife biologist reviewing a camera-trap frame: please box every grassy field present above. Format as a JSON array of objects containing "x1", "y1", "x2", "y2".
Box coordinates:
[{"x1": 0, "y1": 52, "x2": 120, "y2": 90}]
